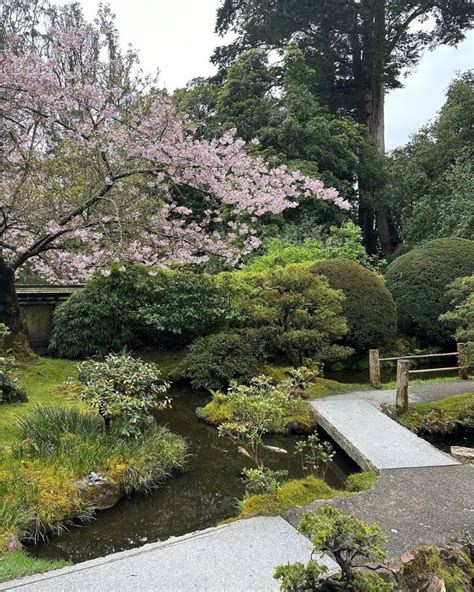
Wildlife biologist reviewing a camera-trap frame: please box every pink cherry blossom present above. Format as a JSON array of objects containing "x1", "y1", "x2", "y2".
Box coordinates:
[{"x1": 0, "y1": 12, "x2": 348, "y2": 284}]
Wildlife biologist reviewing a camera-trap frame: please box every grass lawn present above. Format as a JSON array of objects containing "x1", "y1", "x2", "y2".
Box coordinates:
[
  {"x1": 1, "y1": 350, "x2": 191, "y2": 448},
  {"x1": 0, "y1": 551, "x2": 70, "y2": 583},
  {"x1": 1, "y1": 357, "x2": 80, "y2": 447}
]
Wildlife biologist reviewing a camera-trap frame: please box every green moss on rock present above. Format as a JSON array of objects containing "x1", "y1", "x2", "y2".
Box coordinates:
[
  {"x1": 238, "y1": 476, "x2": 339, "y2": 519},
  {"x1": 345, "y1": 471, "x2": 378, "y2": 492}
]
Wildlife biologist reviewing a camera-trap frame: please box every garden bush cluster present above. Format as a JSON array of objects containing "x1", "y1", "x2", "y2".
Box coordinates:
[
  {"x1": 385, "y1": 238, "x2": 474, "y2": 344},
  {"x1": 50, "y1": 265, "x2": 229, "y2": 358},
  {"x1": 313, "y1": 259, "x2": 397, "y2": 351},
  {"x1": 49, "y1": 236, "x2": 474, "y2": 393}
]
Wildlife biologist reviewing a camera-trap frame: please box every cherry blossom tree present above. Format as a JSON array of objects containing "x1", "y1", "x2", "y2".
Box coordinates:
[{"x1": 0, "y1": 3, "x2": 347, "y2": 338}]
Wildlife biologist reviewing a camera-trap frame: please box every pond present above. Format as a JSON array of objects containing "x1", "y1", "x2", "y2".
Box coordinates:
[{"x1": 30, "y1": 386, "x2": 358, "y2": 564}]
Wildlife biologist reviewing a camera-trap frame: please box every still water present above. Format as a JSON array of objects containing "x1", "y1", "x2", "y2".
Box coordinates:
[{"x1": 30, "y1": 387, "x2": 357, "y2": 564}]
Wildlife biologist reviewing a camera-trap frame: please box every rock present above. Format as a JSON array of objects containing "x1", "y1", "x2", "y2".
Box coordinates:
[
  {"x1": 399, "y1": 551, "x2": 415, "y2": 564},
  {"x1": 450, "y1": 446, "x2": 474, "y2": 463},
  {"x1": 4, "y1": 534, "x2": 22, "y2": 553},
  {"x1": 425, "y1": 576, "x2": 446, "y2": 592},
  {"x1": 284, "y1": 421, "x2": 313, "y2": 435},
  {"x1": 74, "y1": 473, "x2": 124, "y2": 510}
]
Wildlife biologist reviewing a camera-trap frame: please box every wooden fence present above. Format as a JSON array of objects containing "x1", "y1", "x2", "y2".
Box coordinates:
[{"x1": 369, "y1": 344, "x2": 469, "y2": 412}]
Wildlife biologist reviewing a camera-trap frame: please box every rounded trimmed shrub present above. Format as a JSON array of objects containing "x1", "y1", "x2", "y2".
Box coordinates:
[
  {"x1": 385, "y1": 238, "x2": 474, "y2": 344},
  {"x1": 180, "y1": 332, "x2": 262, "y2": 390},
  {"x1": 50, "y1": 265, "x2": 228, "y2": 358},
  {"x1": 312, "y1": 258, "x2": 397, "y2": 352}
]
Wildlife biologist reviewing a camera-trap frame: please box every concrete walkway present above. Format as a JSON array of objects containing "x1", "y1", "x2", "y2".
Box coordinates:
[
  {"x1": 321, "y1": 379, "x2": 474, "y2": 408},
  {"x1": 285, "y1": 464, "x2": 474, "y2": 558},
  {"x1": 0, "y1": 518, "x2": 338, "y2": 592},
  {"x1": 312, "y1": 398, "x2": 459, "y2": 471}
]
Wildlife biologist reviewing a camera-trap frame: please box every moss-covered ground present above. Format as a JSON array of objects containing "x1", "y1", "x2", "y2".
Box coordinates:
[
  {"x1": 232, "y1": 471, "x2": 377, "y2": 521},
  {"x1": 399, "y1": 392, "x2": 474, "y2": 431},
  {"x1": 0, "y1": 551, "x2": 70, "y2": 583},
  {"x1": 238, "y1": 476, "x2": 340, "y2": 519}
]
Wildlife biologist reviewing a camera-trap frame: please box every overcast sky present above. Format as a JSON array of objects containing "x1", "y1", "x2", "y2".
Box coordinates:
[{"x1": 58, "y1": 0, "x2": 473, "y2": 150}]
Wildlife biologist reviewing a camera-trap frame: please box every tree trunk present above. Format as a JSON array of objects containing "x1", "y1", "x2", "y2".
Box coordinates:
[
  {"x1": 356, "y1": 0, "x2": 399, "y2": 255},
  {"x1": 0, "y1": 255, "x2": 28, "y2": 348},
  {"x1": 358, "y1": 197, "x2": 377, "y2": 255},
  {"x1": 285, "y1": 342, "x2": 301, "y2": 369}
]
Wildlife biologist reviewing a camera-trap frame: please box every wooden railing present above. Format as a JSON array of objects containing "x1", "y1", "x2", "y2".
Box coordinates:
[{"x1": 369, "y1": 344, "x2": 470, "y2": 412}]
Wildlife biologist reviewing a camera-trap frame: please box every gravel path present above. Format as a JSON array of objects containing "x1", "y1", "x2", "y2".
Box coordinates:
[{"x1": 285, "y1": 464, "x2": 474, "y2": 558}]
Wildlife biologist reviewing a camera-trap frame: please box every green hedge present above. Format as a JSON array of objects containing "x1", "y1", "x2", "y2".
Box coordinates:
[
  {"x1": 50, "y1": 265, "x2": 228, "y2": 358},
  {"x1": 180, "y1": 332, "x2": 262, "y2": 390},
  {"x1": 385, "y1": 238, "x2": 474, "y2": 344},
  {"x1": 312, "y1": 258, "x2": 397, "y2": 352}
]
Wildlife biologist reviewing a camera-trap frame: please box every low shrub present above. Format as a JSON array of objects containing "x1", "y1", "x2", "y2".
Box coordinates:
[
  {"x1": 76, "y1": 354, "x2": 170, "y2": 438},
  {"x1": 199, "y1": 369, "x2": 317, "y2": 433},
  {"x1": 385, "y1": 238, "x2": 474, "y2": 344},
  {"x1": 275, "y1": 507, "x2": 391, "y2": 591},
  {"x1": 50, "y1": 265, "x2": 228, "y2": 358},
  {"x1": 242, "y1": 264, "x2": 351, "y2": 367},
  {"x1": 313, "y1": 258, "x2": 397, "y2": 352},
  {"x1": 180, "y1": 332, "x2": 263, "y2": 390}
]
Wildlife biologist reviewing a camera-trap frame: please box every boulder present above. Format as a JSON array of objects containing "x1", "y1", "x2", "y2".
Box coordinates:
[
  {"x1": 74, "y1": 472, "x2": 124, "y2": 510},
  {"x1": 3, "y1": 534, "x2": 23, "y2": 553},
  {"x1": 450, "y1": 446, "x2": 474, "y2": 463}
]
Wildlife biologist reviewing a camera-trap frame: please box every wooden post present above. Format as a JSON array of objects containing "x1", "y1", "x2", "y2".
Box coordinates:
[
  {"x1": 369, "y1": 349, "x2": 381, "y2": 389},
  {"x1": 457, "y1": 343, "x2": 468, "y2": 380},
  {"x1": 395, "y1": 359, "x2": 410, "y2": 412}
]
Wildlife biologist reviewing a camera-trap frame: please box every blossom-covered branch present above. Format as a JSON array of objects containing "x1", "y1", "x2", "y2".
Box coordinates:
[{"x1": 0, "y1": 6, "x2": 348, "y2": 283}]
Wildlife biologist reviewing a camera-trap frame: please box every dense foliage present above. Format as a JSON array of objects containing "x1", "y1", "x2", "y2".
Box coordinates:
[
  {"x1": 385, "y1": 239, "x2": 474, "y2": 344},
  {"x1": 76, "y1": 354, "x2": 170, "y2": 439},
  {"x1": 243, "y1": 265, "x2": 350, "y2": 367},
  {"x1": 180, "y1": 332, "x2": 262, "y2": 390},
  {"x1": 441, "y1": 275, "x2": 474, "y2": 364},
  {"x1": 245, "y1": 222, "x2": 372, "y2": 273},
  {"x1": 50, "y1": 266, "x2": 228, "y2": 357},
  {"x1": 313, "y1": 259, "x2": 397, "y2": 352},
  {"x1": 0, "y1": 324, "x2": 27, "y2": 404},
  {"x1": 386, "y1": 72, "x2": 474, "y2": 246}
]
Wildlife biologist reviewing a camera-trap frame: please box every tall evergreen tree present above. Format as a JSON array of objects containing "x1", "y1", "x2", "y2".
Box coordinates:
[{"x1": 213, "y1": 0, "x2": 473, "y2": 252}]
